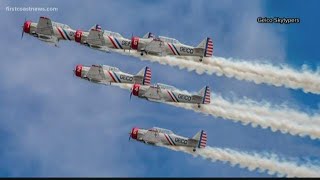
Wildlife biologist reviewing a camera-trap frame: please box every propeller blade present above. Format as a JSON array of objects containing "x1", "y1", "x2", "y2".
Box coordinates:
[
  {"x1": 21, "y1": 17, "x2": 26, "y2": 39},
  {"x1": 128, "y1": 132, "x2": 131, "y2": 141},
  {"x1": 129, "y1": 85, "x2": 134, "y2": 100},
  {"x1": 21, "y1": 29, "x2": 24, "y2": 39}
]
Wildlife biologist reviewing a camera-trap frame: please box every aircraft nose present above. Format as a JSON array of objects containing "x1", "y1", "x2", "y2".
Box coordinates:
[
  {"x1": 74, "y1": 64, "x2": 83, "y2": 77},
  {"x1": 131, "y1": 127, "x2": 139, "y2": 140},
  {"x1": 23, "y1": 20, "x2": 32, "y2": 33},
  {"x1": 132, "y1": 84, "x2": 140, "y2": 96}
]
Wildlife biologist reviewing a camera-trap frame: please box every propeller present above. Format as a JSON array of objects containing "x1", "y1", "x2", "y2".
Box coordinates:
[
  {"x1": 128, "y1": 132, "x2": 131, "y2": 141},
  {"x1": 130, "y1": 91, "x2": 133, "y2": 100},
  {"x1": 129, "y1": 85, "x2": 134, "y2": 100},
  {"x1": 21, "y1": 17, "x2": 26, "y2": 39}
]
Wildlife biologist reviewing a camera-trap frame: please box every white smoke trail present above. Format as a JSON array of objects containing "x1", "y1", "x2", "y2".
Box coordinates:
[
  {"x1": 161, "y1": 145, "x2": 320, "y2": 177},
  {"x1": 114, "y1": 83, "x2": 320, "y2": 139},
  {"x1": 166, "y1": 98, "x2": 320, "y2": 140},
  {"x1": 111, "y1": 49, "x2": 320, "y2": 94}
]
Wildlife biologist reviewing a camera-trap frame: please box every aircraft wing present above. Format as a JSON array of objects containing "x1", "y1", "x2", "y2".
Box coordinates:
[
  {"x1": 143, "y1": 130, "x2": 160, "y2": 143},
  {"x1": 36, "y1": 16, "x2": 54, "y2": 36},
  {"x1": 143, "y1": 86, "x2": 162, "y2": 100},
  {"x1": 144, "y1": 39, "x2": 166, "y2": 56},
  {"x1": 85, "y1": 65, "x2": 107, "y2": 82},
  {"x1": 86, "y1": 29, "x2": 106, "y2": 46}
]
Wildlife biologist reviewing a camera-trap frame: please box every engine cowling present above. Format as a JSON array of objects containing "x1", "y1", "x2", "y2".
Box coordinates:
[
  {"x1": 131, "y1": 127, "x2": 139, "y2": 140},
  {"x1": 132, "y1": 84, "x2": 140, "y2": 96},
  {"x1": 75, "y1": 64, "x2": 83, "y2": 77},
  {"x1": 75, "y1": 30, "x2": 83, "y2": 43},
  {"x1": 131, "y1": 36, "x2": 139, "y2": 50},
  {"x1": 23, "y1": 21, "x2": 32, "y2": 33}
]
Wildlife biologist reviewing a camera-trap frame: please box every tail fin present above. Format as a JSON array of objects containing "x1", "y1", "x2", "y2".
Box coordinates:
[
  {"x1": 193, "y1": 130, "x2": 207, "y2": 149},
  {"x1": 198, "y1": 86, "x2": 211, "y2": 104},
  {"x1": 136, "y1": 66, "x2": 151, "y2": 85},
  {"x1": 196, "y1": 37, "x2": 213, "y2": 57},
  {"x1": 142, "y1": 32, "x2": 155, "y2": 39}
]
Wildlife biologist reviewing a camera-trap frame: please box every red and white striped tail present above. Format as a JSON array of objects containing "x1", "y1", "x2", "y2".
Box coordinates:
[
  {"x1": 203, "y1": 86, "x2": 211, "y2": 104},
  {"x1": 204, "y1": 37, "x2": 213, "y2": 57},
  {"x1": 198, "y1": 130, "x2": 207, "y2": 148},
  {"x1": 143, "y1": 67, "x2": 151, "y2": 85}
]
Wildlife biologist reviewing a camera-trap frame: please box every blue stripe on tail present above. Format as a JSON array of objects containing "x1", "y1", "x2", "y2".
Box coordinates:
[
  {"x1": 198, "y1": 130, "x2": 204, "y2": 148},
  {"x1": 143, "y1": 67, "x2": 147, "y2": 85}
]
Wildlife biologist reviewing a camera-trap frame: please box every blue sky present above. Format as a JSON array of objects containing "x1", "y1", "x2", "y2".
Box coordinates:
[{"x1": 0, "y1": 0, "x2": 320, "y2": 177}]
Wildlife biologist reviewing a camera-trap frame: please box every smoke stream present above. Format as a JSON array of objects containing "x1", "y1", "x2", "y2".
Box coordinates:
[
  {"x1": 166, "y1": 100, "x2": 320, "y2": 140},
  {"x1": 161, "y1": 145, "x2": 320, "y2": 177},
  {"x1": 111, "y1": 49, "x2": 320, "y2": 94},
  {"x1": 115, "y1": 83, "x2": 320, "y2": 139}
]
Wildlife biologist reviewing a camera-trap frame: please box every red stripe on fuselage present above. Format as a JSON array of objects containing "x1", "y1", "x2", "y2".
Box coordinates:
[
  {"x1": 57, "y1": 27, "x2": 66, "y2": 40},
  {"x1": 108, "y1": 36, "x2": 118, "y2": 49},
  {"x1": 164, "y1": 134, "x2": 173, "y2": 145},
  {"x1": 167, "y1": 91, "x2": 176, "y2": 102},
  {"x1": 167, "y1": 43, "x2": 176, "y2": 55},
  {"x1": 107, "y1": 71, "x2": 117, "y2": 82}
]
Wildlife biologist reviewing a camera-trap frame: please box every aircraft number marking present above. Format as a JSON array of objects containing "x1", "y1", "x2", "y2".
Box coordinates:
[
  {"x1": 75, "y1": 31, "x2": 82, "y2": 38},
  {"x1": 133, "y1": 129, "x2": 138, "y2": 135},
  {"x1": 133, "y1": 39, "x2": 138, "y2": 46},
  {"x1": 76, "y1": 66, "x2": 81, "y2": 73}
]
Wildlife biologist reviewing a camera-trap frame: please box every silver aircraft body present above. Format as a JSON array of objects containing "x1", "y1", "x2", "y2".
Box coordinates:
[
  {"x1": 74, "y1": 24, "x2": 132, "y2": 53},
  {"x1": 74, "y1": 64, "x2": 151, "y2": 85},
  {"x1": 22, "y1": 16, "x2": 76, "y2": 46},
  {"x1": 130, "y1": 83, "x2": 210, "y2": 108},
  {"x1": 131, "y1": 32, "x2": 213, "y2": 61},
  {"x1": 130, "y1": 126, "x2": 207, "y2": 152}
]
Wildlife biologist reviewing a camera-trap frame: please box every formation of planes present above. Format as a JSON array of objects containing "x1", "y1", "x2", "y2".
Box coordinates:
[
  {"x1": 22, "y1": 16, "x2": 214, "y2": 61},
  {"x1": 23, "y1": 16, "x2": 212, "y2": 151}
]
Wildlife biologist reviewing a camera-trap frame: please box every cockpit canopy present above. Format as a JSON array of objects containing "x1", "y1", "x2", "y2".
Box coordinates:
[
  {"x1": 150, "y1": 127, "x2": 173, "y2": 134},
  {"x1": 103, "y1": 30, "x2": 123, "y2": 38},
  {"x1": 102, "y1": 65, "x2": 119, "y2": 71},
  {"x1": 52, "y1": 22, "x2": 71, "y2": 29},
  {"x1": 159, "y1": 36, "x2": 180, "y2": 44},
  {"x1": 155, "y1": 83, "x2": 177, "y2": 91}
]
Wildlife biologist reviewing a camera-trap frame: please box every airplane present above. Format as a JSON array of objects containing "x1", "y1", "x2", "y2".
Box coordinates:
[
  {"x1": 74, "y1": 24, "x2": 132, "y2": 53},
  {"x1": 130, "y1": 32, "x2": 213, "y2": 62},
  {"x1": 129, "y1": 126, "x2": 207, "y2": 152},
  {"x1": 74, "y1": 64, "x2": 151, "y2": 86},
  {"x1": 21, "y1": 16, "x2": 75, "y2": 47},
  {"x1": 129, "y1": 82, "x2": 210, "y2": 108}
]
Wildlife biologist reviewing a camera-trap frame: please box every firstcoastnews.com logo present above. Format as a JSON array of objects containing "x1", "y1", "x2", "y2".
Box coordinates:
[
  {"x1": 5, "y1": 6, "x2": 58, "y2": 12},
  {"x1": 257, "y1": 17, "x2": 300, "y2": 24}
]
